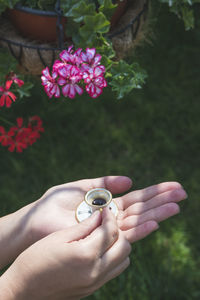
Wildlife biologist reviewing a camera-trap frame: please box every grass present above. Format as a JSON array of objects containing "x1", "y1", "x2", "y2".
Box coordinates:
[{"x1": 0, "y1": 4, "x2": 200, "y2": 299}]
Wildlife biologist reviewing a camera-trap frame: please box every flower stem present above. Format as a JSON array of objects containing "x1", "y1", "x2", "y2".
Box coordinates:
[{"x1": 0, "y1": 116, "x2": 14, "y2": 126}]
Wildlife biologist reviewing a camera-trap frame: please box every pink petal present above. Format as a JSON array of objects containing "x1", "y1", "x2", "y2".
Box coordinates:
[
  {"x1": 68, "y1": 85, "x2": 76, "y2": 98},
  {"x1": 94, "y1": 66, "x2": 105, "y2": 77},
  {"x1": 81, "y1": 64, "x2": 90, "y2": 73},
  {"x1": 86, "y1": 48, "x2": 96, "y2": 63},
  {"x1": 62, "y1": 84, "x2": 70, "y2": 97},
  {"x1": 68, "y1": 45, "x2": 74, "y2": 53},
  {"x1": 58, "y1": 65, "x2": 71, "y2": 78},
  {"x1": 44, "y1": 86, "x2": 53, "y2": 98},
  {"x1": 57, "y1": 77, "x2": 67, "y2": 86},
  {"x1": 86, "y1": 83, "x2": 102, "y2": 98},
  {"x1": 74, "y1": 84, "x2": 83, "y2": 95},
  {"x1": 75, "y1": 48, "x2": 82, "y2": 56},
  {"x1": 54, "y1": 86, "x2": 60, "y2": 98},
  {"x1": 94, "y1": 76, "x2": 107, "y2": 88},
  {"x1": 50, "y1": 85, "x2": 60, "y2": 98},
  {"x1": 93, "y1": 54, "x2": 102, "y2": 66},
  {"x1": 52, "y1": 71, "x2": 58, "y2": 80},
  {"x1": 70, "y1": 66, "x2": 79, "y2": 76},
  {"x1": 60, "y1": 50, "x2": 71, "y2": 62},
  {"x1": 42, "y1": 67, "x2": 51, "y2": 78}
]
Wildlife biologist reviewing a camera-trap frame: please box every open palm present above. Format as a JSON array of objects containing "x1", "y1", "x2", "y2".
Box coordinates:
[{"x1": 29, "y1": 176, "x2": 187, "y2": 244}]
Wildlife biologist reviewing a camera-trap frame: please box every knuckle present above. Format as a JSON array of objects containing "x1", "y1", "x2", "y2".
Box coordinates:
[{"x1": 108, "y1": 223, "x2": 119, "y2": 241}]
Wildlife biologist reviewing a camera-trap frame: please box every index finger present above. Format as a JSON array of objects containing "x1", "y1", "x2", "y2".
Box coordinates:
[
  {"x1": 65, "y1": 176, "x2": 133, "y2": 195},
  {"x1": 84, "y1": 208, "x2": 119, "y2": 257}
]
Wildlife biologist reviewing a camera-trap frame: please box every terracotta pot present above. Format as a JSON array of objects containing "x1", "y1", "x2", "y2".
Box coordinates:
[
  {"x1": 8, "y1": 1, "x2": 128, "y2": 43},
  {"x1": 7, "y1": 5, "x2": 67, "y2": 43},
  {"x1": 110, "y1": 0, "x2": 128, "y2": 29}
]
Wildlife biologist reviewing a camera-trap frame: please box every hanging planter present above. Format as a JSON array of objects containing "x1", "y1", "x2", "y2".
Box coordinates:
[
  {"x1": 6, "y1": 1, "x2": 127, "y2": 43},
  {"x1": 7, "y1": 4, "x2": 67, "y2": 43},
  {"x1": 0, "y1": 0, "x2": 148, "y2": 89}
]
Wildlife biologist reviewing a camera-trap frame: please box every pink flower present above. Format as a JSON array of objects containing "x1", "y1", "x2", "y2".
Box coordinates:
[
  {"x1": 53, "y1": 46, "x2": 82, "y2": 75},
  {"x1": 41, "y1": 47, "x2": 107, "y2": 99},
  {"x1": 59, "y1": 66, "x2": 83, "y2": 99},
  {"x1": 0, "y1": 80, "x2": 16, "y2": 108},
  {"x1": 83, "y1": 66, "x2": 107, "y2": 98},
  {"x1": 41, "y1": 67, "x2": 60, "y2": 98},
  {"x1": 81, "y1": 48, "x2": 102, "y2": 67},
  {"x1": 60, "y1": 46, "x2": 82, "y2": 66}
]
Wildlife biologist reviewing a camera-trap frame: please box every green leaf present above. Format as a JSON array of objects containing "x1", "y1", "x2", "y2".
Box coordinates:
[
  {"x1": 16, "y1": 82, "x2": 34, "y2": 99},
  {"x1": 109, "y1": 60, "x2": 147, "y2": 99},
  {"x1": 181, "y1": 6, "x2": 195, "y2": 30},
  {"x1": 64, "y1": 0, "x2": 95, "y2": 22},
  {"x1": 79, "y1": 12, "x2": 110, "y2": 42},
  {"x1": 99, "y1": 0, "x2": 117, "y2": 20}
]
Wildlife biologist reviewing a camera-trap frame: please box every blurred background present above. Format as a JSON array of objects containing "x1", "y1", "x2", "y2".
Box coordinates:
[{"x1": 0, "y1": 2, "x2": 200, "y2": 299}]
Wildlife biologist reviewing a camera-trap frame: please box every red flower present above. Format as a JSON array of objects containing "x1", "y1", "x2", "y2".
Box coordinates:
[
  {"x1": 12, "y1": 75, "x2": 24, "y2": 87},
  {"x1": 6, "y1": 72, "x2": 24, "y2": 87},
  {"x1": 0, "y1": 126, "x2": 14, "y2": 146},
  {"x1": 0, "y1": 116, "x2": 44, "y2": 153},
  {"x1": 8, "y1": 137, "x2": 28, "y2": 153},
  {"x1": 0, "y1": 80, "x2": 16, "y2": 108}
]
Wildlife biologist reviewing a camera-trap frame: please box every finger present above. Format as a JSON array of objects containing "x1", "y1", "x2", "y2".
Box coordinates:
[
  {"x1": 117, "y1": 181, "x2": 183, "y2": 210},
  {"x1": 123, "y1": 221, "x2": 159, "y2": 243},
  {"x1": 52, "y1": 210, "x2": 102, "y2": 243},
  {"x1": 101, "y1": 257, "x2": 130, "y2": 284},
  {"x1": 123, "y1": 188, "x2": 187, "y2": 218},
  {"x1": 119, "y1": 203, "x2": 180, "y2": 230},
  {"x1": 84, "y1": 208, "x2": 119, "y2": 257},
  {"x1": 100, "y1": 231, "x2": 131, "y2": 269},
  {"x1": 66, "y1": 176, "x2": 133, "y2": 195}
]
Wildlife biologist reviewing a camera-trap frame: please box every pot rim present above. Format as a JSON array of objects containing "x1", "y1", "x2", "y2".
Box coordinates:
[{"x1": 14, "y1": 3, "x2": 58, "y2": 17}]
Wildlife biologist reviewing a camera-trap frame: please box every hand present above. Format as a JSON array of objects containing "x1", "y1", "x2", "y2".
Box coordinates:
[
  {"x1": 29, "y1": 176, "x2": 187, "y2": 244},
  {"x1": 0, "y1": 209, "x2": 131, "y2": 300},
  {"x1": 0, "y1": 176, "x2": 187, "y2": 269}
]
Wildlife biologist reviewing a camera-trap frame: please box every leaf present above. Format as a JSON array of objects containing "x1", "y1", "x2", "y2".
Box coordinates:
[
  {"x1": 109, "y1": 60, "x2": 147, "y2": 99},
  {"x1": 16, "y1": 83, "x2": 34, "y2": 99},
  {"x1": 181, "y1": 6, "x2": 195, "y2": 30},
  {"x1": 99, "y1": 0, "x2": 117, "y2": 20},
  {"x1": 64, "y1": 0, "x2": 95, "y2": 22},
  {"x1": 79, "y1": 12, "x2": 110, "y2": 42}
]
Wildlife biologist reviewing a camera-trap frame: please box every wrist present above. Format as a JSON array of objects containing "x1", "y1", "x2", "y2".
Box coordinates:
[{"x1": 0, "y1": 203, "x2": 34, "y2": 269}]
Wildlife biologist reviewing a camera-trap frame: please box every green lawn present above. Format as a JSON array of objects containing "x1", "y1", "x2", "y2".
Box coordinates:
[{"x1": 0, "y1": 4, "x2": 200, "y2": 300}]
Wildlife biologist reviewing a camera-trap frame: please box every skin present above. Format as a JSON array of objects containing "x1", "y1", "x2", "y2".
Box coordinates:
[
  {"x1": 0, "y1": 176, "x2": 187, "y2": 299},
  {"x1": 0, "y1": 209, "x2": 131, "y2": 300},
  {"x1": 0, "y1": 176, "x2": 187, "y2": 269}
]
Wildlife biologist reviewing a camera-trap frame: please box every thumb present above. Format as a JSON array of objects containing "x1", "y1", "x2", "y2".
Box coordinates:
[{"x1": 63, "y1": 210, "x2": 102, "y2": 243}]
